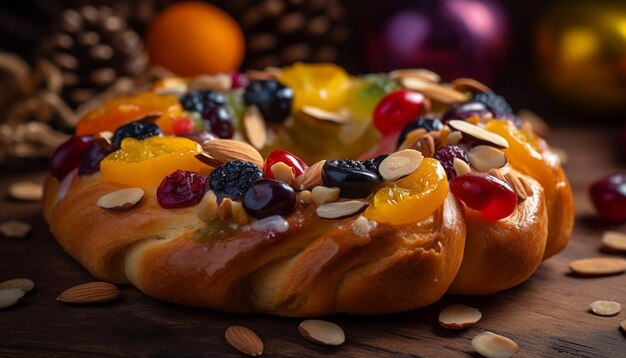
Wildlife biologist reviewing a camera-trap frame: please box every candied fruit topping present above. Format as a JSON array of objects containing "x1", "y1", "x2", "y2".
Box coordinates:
[
  {"x1": 449, "y1": 172, "x2": 517, "y2": 221},
  {"x1": 243, "y1": 80, "x2": 293, "y2": 122},
  {"x1": 322, "y1": 159, "x2": 380, "y2": 199},
  {"x1": 209, "y1": 161, "x2": 263, "y2": 201},
  {"x1": 180, "y1": 90, "x2": 226, "y2": 113},
  {"x1": 243, "y1": 178, "x2": 296, "y2": 219},
  {"x1": 364, "y1": 158, "x2": 448, "y2": 225},
  {"x1": 157, "y1": 170, "x2": 207, "y2": 208},
  {"x1": 373, "y1": 90, "x2": 430, "y2": 136},
  {"x1": 100, "y1": 136, "x2": 209, "y2": 187},
  {"x1": 76, "y1": 92, "x2": 183, "y2": 136},
  {"x1": 263, "y1": 149, "x2": 307, "y2": 179},
  {"x1": 111, "y1": 121, "x2": 162, "y2": 149},
  {"x1": 78, "y1": 144, "x2": 112, "y2": 176},
  {"x1": 589, "y1": 174, "x2": 626, "y2": 222},
  {"x1": 397, "y1": 117, "x2": 443, "y2": 148},
  {"x1": 434, "y1": 145, "x2": 469, "y2": 179},
  {"x1": 278, "y1": 62, "x2": 350, "y2": 111},
  {"x1": 50, "y1": 135, "x2": 94, "y2": 181}
]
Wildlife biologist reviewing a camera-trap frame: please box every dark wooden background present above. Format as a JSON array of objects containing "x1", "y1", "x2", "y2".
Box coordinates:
[{"x1": 0, "y1": 127, "x2": 625, "y2": 357}]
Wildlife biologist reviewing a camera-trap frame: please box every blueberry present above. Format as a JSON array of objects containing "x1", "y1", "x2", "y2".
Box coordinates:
[
  {"x1": 111, "y1": 121, "x2": 162, "y2": 149},
  {"x1": 397, "y1": 117, "x2": 443, "y2": 148},
  {"x1": 243, "y1": 178, "x2": 296, "y2": 219},
  {"x1": 180, "y1": 90, "x2": 226, "y2": 113},
  {"x1": 322, "y1": 160, "x2": 380, "y2": 199},
  {"x1": 472, "y1": 92, "x2": 513, "y2": 115},
  {"x1": 209, "y1": 161, "x2": 263, "y2": 201},
  {"x1": 202, "y1": 107, "x2": 234, "y2": 139},
  {"x1": 243, "y1": 80, "x2": 293, "y2": 123}
]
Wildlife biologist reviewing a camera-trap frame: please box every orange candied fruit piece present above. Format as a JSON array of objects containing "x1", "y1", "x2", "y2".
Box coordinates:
[
  {"x1": 100, "y1": 136, "x2": 210, "y2": 188},
  {"x1": 75, "y1": 92, "x2": 184, "y2": 136},
  {"x1": 364, "y1": 158, "x2": 448, "y2": 225},
  {"x1": 278, "y1": 62, "x2": 350, "y2": 111}
]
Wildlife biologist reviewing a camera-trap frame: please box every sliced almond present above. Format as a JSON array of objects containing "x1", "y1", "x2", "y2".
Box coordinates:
[
  {"x1": 601, "y1": 231, "x2": 626, "y2": 253},
  {"x1": 298, "y1": 320, "x2": 345, "y2": 346},
  {"x1": 472, "y1": 331, "x2": 520, "y2": 358},
  {"x1": 153, "y1": 78, "x2": 188, "y2": 96},
  {"x1": 446, "y1": 131, "x2": 463, "y2": 145},
  {"x1": 409, "y1": 134, "x2": 435, "y2": 158},
  {"x1": 301, "y1": 106, "x2": 348, "y2": 124},
  {"x1": 439, "y1": 304, "x2": 482, "y2": 330},
  {"x1": 311, "y1": 186, "x2": 340, "y2": 207},
  {"x1": 297, "y1": 190, "x2": 313, "y2": 205},
  {"x1": 390, "y1": 68, "x2": 441, "y2": 83},
  {"x1": 351, "y1": 215, "x2": 377, "y2": 237},
  {"x1": 620, "y1": 320, "x2": 626, "y2": 332},
  {"x1": 293, "y1": 160, "x2": 325, "y2": 190},
  {"x1": 57, "y1": 282, "x2": 120, "y2": 304},
  {"x1": 590, "y1": 300, "x2": 621, "y2": 316},
  {"x1": 271, "y1": 162, "x2": 296, "y2": 186},
  {"x1": 231, "y1": 201, "x2": 250, "y2": 225},
  {"x1": 217, "y1": 198, "x2": 233, "y2": 221},
  {"x1": 225, "y1": 326, "x2": 263, "y2": 356},
  {"x1": 379, "y1": 149, "x2": 424, "y2": 181},
  {"x1": 400, "y1": 77, "x2": 467, "y2": 104},
  {"x1": 468, "y1": 146, "x2": 507, "y2": 172},
  {"x1": 202, "y1": 139, "x2": 264, "y2": 168},
  {"x1": 0, "y1": 220, "x2": 31, "y2": 238},
  {"x1": 569, "y1": 257, "x2": 626, "y2": 276},
  {"x1": 189, "y1": 73, "x2": 232, "y2": 92},
  {"x1": 8, "y1": 181, "x2": 43, "y2": 201},
  {"x1": 196, "y1": 191, "x2": 218, "y2": 222},
  {"x1": 452, "y1": 77, "x2": 491, "y2": 93},
  {"x1": 97, "y1": 188, "x2": 144, "y2": 211},
  {"x1": 453, "y1": 158, "x2": 472, "y2": 176},
  {"x1": 195, "y1": 152, "x2": 224, "y2": 167},
  {"x1": 448, "y1": 120, "x2": 509, "y2": 149},
  {"x1": 0, "y1": 288, "x2": 25, "y2": 309},
  {"x1": 316, "y1": 200, "x2": 368, "y2": 220},
  {"x1": 504, "y1": 172, "x2": 528, "y2": 201},
  {"x1": 244, "y1": 105, "x2": 267, "y2": 150},
  {"x1": 0, "y1": 278, "x2": 35, "y2": 293}
]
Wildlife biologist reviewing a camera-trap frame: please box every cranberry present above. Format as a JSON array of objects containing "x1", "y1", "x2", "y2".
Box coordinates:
[
  {"x1": 589, "y1": 173, "x2": 626, "y2": 222},
  {"x1": 373, "y1": 90, "x2": 430, "y2": 135},
  {"x1": 202, "y1": 106, "x2": 234, "y2": 139},
  {"x1": 450, "y1": 172, "x2": 517, "y2": 221},
  {"x1": 178, "y1": 130, "x2": 218, "y2": 145},
  {"x1": 157, "y1": 170, "x2": 207, "y2": 209},
  {"x1": 230, "y1": 71, "x2": 249, "y2": 89},
  {"x1": 171, "y1": 118, "x2": 196, "y2": 135},
  {"x1": 434, "y1": 145, "x2": 469, "y2": 179},
  {"x1": 78, "y1": 144, "x2": 111, "y2": 175},
  {"x1": 263, "y1": 149, "x2": 308, "y2": 179},
  {"x1": 243, "y1": 178, "x2": 296, "y2": 219},
  {"x1": 49, "y1": 135, "x2": 94, "y2": 181}
]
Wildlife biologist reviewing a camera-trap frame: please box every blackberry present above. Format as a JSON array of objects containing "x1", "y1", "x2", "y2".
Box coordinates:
[
  {"x1": 322, "y1": 160, "x2": 379, "y2": 199},
  {"x1": 434, "y1": 145, "x2": 469, "y2": 179},
  {"x1": 111, "y1": 121, "x2": 162, "y2": 149},
  {"x1": 209, "y1": 161, "x2": 263, "y2": 201},
  {"x1": 243, "y1": 80, "x2": 293, "y2": 123},
  {"x1": 397, "y1": 117, "x2": 443, "y2": 148},
  {"x1": 180, "y1": 90, "x2": 226, "y2": 113},
  {"x1": 472, "y1": 92, "x2": 513, "y2": 115}
]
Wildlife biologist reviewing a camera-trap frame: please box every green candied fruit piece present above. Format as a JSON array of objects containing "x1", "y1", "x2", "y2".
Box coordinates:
[
  {"x1": 224, "y1": 91, "x2": 245, "y2": 130},
  {"x1": 349, "y1": 74, "x2": 400, "y2": 118},
  {"x1": 193, "y1": 220, "x2": 237, "y2": 243}
]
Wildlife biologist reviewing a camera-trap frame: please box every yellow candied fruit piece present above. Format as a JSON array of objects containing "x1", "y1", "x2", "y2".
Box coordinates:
[
  {"x1": 364, "y1": 158, "x2": 448, "y2": 225},
  {"x1": 76, "y1": 92, "x2": 184, "y2": 136},
  {"x1": 101, "y1": 136, "x2": 210, "y2": 188},
  {"x1": 278, "y1": 62, "x2": 350, "y2": 111}
]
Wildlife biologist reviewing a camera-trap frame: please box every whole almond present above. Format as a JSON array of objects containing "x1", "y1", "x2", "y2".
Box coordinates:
[
  {"x1": 202, "y1": 139, "x2": 264, "y2": 168},
  {"x1": 389, "y1": 68, "x2": 441, "y2": 83},
  {"x1": 0, "y1": 278, "x2": 35, "y2": 293},
  {"x1": 569, "y1": 257, "x2": 626, "y2": 276},
  {"x1": 0, "y1": 288, "x2": 25, "y2": 309},
  {"x1": 439, "y1": 304, "x2": 482, "y2": 330},
  {"x1": 8, "y1": 181, "x2": 43, "y2": 201},
  {"x1": 57, "y1": 282, "x2": 120, "y2": 304},
  {"x1": 293, "y1": 160, "x2": 325, "y2": 190},
  {"x1": 225, "y1": 326, "x2": 264, "y2": 356},
  {"x1": 97, "y1": 188, "x2": 144, "y2": 211},
  {"x1": 409, "y1": 134, "x2": 435, "y2": 157},
  {"x1": 298, "y1": 320, "x2": 345, "y2": 346}
]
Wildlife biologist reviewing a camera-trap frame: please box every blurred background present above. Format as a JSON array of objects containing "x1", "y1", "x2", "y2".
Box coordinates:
[{"x1": 1, "y1": 0, "x2": 626, "y2": 160}]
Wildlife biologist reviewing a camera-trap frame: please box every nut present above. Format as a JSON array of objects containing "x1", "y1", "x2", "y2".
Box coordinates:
[
  {"x1": 298, "y1": 320, "x2": 345, "y2": 346},
  {"x1": 439, "y1": 304, "x2": 482, "y2": 330},
  {"x1": 311, "y1": 186, "x2": 340, "y2": 207},
  {"x1": 389, "y1": 68, "x2": 441, "y2": 83},
  {"x1": 446, "y1": 131, "x2": 463, "y2": 145},
  {"x1": 401, "y1": 128, "x2": 427, "y2": 149},
  {"x1": 57, "y1": 282, "x2": 120, "y2": 304},
  {"x1": 468, "y1": 146, "x2": 507, "y2": 172},
  {"x1": 590, "y1": 300, "x2": 621, "y2": 316},
  {"x1": 316, "y1": 200, "x2": 368, "y2": 220},
  {"x1": 189, "y1": 73, "x2": 232, "y2": 92},
  {"x1": 244, "y1": 105, "x2": 267, "y2": 150},
  {"x1": 195, "y1": 152, "x2": 224, "y2": 168},
  {"x1": 231, "y1": 201, "x2": 250, "y2": 225},
  {"x1": 0, "y1": 220, "x2": 31, "y2": 238},
  {"x1": 569, "y1": 257, "x2": 626, "y2": 276},
  {"x1": 300, "y1": 106, "x2": 348, "y2": 124},
  {"x1": 399, "y1": 77, "x2": 467, "y2": 104},
  {"x1": 620, "y1": 320, "x2": 626, "y2": 333},
  {"x1": 202, "y1": 139, "x2": 264, "y2": 168},
  {"x1": 472, "y1": 331, "x2": 520, "y2": 358},
  {"x1": 453, "y1": 158, "x2": 472, "y2": 176},
  {"x1": 224, "y1": 326, "x2": 264, "y2": 357},
  {"x1": 601, "y1": 231, "x2": 626, "y2": 253},
  {"x1": 409, "y1": 134, "x2": 435, "y2": 158},
  {"x1": 451, "y1": 77, "x2": 491, "y2": 93},
  {"x1": 8, "y1": 181, "x2": 43, "y2": 201},
  {"x1": 271, "y1": 162, "x2": 296, "y2": 186},
  {"x1": 504, "y1": 172, "x2": 528, "y2": 201},
  {"x1": 448, "y1": 120, "x2": 509, "y2": 148},
  {"x1": 97, "y1": 188, "x2": 144, "y2": 211},
  {"x1": 196, "y1": 191, "x2": 218, "y2": 222},
  {"x1": 0, "y1": 288, "x2": 25, "y2": 309},
  {"x1": 297, "y1": 190, "x2": 313, "y2": 205},
  {"x1": 379, "y1": 149, "x2": 424, "y2": 181},
  {"x1": 217, "y1": 198, "x2": 233, "y2": 221},
  {"x1": 0, "y1": 278, "x2": 34, "y2": 293},
  {"x1": 351, "y1": 215, "x2": 377, "y2": 237},
  {"x1": 293, "y1": 160, "x2": 325, "y2": 190}
]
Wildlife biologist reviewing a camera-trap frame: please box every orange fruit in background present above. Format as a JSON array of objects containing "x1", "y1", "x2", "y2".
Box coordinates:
[{"x1": 146, "y1": 1, "x2": 245, "y2": 76}]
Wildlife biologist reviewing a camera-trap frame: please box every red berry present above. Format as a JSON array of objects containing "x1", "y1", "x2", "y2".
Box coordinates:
[
  {"x1": 373, "y1": 90, "x2": 430, "y2": 135},
  {"x1": 450, "y1": 172, "x2": 517, "y2": 221},
  {"x1": 230, "y1": 70, "x2": 249, "y2": 89},
  {"x1": 263, "y1": 149, "x2": 308, "y2": 179},
  {"x1": 157, "y1": 170, "x2": 207, "y2": 208},
  {"x1": 171, "y1": 118, "x2": 195, "y2": 135},
  {"x1": 589, "y1": 173, "x2": 626, "y2": 222},
  {"x1": 49, "y1": 135, "x2": 94, "y2": 181}
]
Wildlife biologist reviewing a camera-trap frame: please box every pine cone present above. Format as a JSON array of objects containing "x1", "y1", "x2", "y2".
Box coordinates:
[
  {"x1": 220, "y1": 0, "x2": 351, "y2": 69},
  {"x1": 39, "y1": 5, "x2": 149, "y2": 108}
]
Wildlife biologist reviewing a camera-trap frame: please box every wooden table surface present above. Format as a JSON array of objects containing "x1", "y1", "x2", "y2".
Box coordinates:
[{"x1": 1, "y1": 128, "x2": 625, "y2": 357}]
